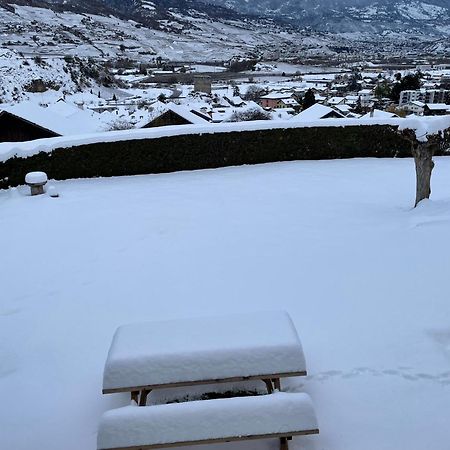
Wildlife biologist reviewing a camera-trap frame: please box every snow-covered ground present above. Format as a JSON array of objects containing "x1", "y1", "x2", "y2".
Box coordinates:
[{"x1": 1, "y1": 157, "x2": 450, "y2": 450}]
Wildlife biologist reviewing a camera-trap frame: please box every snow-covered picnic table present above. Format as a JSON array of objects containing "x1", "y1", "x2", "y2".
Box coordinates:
[{"x1": 102, "y1": 311, "x2": 307, "y2": 400}]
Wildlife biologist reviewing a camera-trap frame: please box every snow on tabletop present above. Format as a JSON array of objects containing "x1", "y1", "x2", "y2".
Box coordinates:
[
  {"x1": 103, "y1": 311, "x2": 306, "y2": 390},
  {"x1": 1, "y1": 116, "x2": 450, "y2": 164},
  {"x1": 97, "y1": 392, "x2": 318, "y2": 449},
  {"x1": 25, "y1": 171, "x2": 48, "y2": 185}
]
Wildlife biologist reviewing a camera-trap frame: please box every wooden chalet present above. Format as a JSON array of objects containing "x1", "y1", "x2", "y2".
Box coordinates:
[
  {"x1": 142, "y1": 103, "x2": 210, "y2": 128},
  {"x1": 0, "y1": 110, "x2": 60, "y2": 143}
]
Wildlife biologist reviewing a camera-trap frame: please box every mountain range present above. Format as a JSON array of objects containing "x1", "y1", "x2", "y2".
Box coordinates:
[
  {"x1": 0, "y1": 0, "x2": 449, "y2": 63},
  {"x1": 206, "y1": 0, "x2": 450, "y2": 35},
  {"x1": 1, "y1": 0, "x2": 449, "y2": 36}
]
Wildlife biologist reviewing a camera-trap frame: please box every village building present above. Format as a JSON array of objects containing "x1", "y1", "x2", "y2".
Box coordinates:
[
  {"x1": 259, "y1": 92, "x2": 295, "y2": 109},
  {"x1": 290, "y1": 103, "x2": 345, "y2": 122},
  {"x1": 357, "y1": 89, "x2": 374, "y2": 105},
  {"x1": 403, "y1": 100, "x2": 426, "y2": 115},
  {"x1": 279, "y1": 98, "x2": 300, "y2": 108},
  {"x1": 271, "y1": 108, "x2": 296, "y2": 120},
  {"x1": 423, "y1": 103, "x2": 450, "y2": 116},
  {"x1": 193, "y1": 75, "x2": 212, "y2": 94},
  {"x1": 0, "y1": 109, "x2": 60, "y2": 143},
  {"x1": 399, "y1": 89, "x2": 449, "y2": 106},
  {"x1": 360, "y1": 109, "x2": 398, "y2": 119},
  {"x1": 334, "y1": 104, "x2": 352, "y2": 116},
  {"x1": 142, "y1": 103, "x2": 210, "y2": 128},
  {"x1": 223, "y1": 96, "x2": 247, "y2": 107},
  {"x1": 326, "y1": 97, "x2": 346, "y2": 107}
]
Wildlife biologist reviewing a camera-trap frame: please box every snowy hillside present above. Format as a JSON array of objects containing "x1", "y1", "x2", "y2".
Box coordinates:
[
  {"x1": 0, "y1": 3, "x2": 341, "y2": 63},
  {"x1": 0, "y1": 48, "x2": 114, "y2": 103},
  {"x1": 0, "y1": 1, "x2": 448, "y2": 64},
  {"x1": 1, "y1": 158, "x2": 450, "y2": 450}
]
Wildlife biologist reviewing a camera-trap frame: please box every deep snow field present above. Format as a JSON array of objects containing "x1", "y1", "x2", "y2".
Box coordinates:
[{"x1": 1, "y1": 157, "x2": 450, "y2": 450}]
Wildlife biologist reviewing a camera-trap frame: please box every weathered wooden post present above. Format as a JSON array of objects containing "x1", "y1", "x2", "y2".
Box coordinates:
[{"x1": 25, "y1": 171, "x2": 48, "y2": 196}]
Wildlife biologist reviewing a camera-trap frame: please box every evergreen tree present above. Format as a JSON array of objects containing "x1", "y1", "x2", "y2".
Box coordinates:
[
  {"x1": 354, "y1": 96, "x2": 364, "y2": 114},
  {"x1": 347, "y1": 71, "x2": 361, "y2": 91},
  {"x1": 391, "y1": 73, "x2": 421, "y2": 102},
  {"x1": 302, "y1": 89, "x2": 316, "y2": 110},
  {"x1": 374, "y1": 81, "x2": 391, "y2": 99}
]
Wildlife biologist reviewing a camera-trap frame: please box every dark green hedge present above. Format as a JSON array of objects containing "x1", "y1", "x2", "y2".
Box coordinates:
[{"x1": 0, "y1": 124, "x2": 414, "y2": 189}]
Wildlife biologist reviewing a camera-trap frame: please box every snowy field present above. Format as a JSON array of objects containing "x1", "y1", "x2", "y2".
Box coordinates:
[{"x1": 1, "y1": 157, "x2": 450, "y2": 450}]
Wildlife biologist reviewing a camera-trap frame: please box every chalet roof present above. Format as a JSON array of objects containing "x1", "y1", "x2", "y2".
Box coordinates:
[
  {"x1": 162, "y1": 103, "x2": 210, "y2": 124},
  {"x1": 3, "y1": 102, "x2": 101, "y2": 135},
  {"x1": 224, "y1": 96, "x2": 246, "y2": 106},
  {"x1": 335, "y1": 104, "x2": 351, "y2": 114},
  {"x1": 280, "y1": 98, "x2": 299, "y2": 106},
  {"x1": 290, "y1": 103, "x2": 344, "y2": 122},
  {"x1": 327, "y1": 97, "x2": 345, "y2": 105},
  {"x1": 260, "y1": 92, "x2": 293, "y2": 100},
  {"x1": 0, "y1": 110, "x2": 60, "y2": 138},
  {"x1": 425, "y1": 103, "x2": 450, "y2": 110},
  {"x1": 361, "y1": 109, "x2": 398, "y2": 119}
]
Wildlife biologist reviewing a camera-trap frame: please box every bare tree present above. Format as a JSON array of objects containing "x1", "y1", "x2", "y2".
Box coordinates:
[
  {"x1": 402, "y1": 129, "x2": 445, "y2": 207},
  {"x1": 105, "y1": 119, "x2": 135, "y2": 131}
]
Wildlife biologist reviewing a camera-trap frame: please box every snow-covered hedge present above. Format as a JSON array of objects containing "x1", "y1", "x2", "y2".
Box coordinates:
[{"x1": 1, "y1": 119, "x2": 449, "y2": 189}]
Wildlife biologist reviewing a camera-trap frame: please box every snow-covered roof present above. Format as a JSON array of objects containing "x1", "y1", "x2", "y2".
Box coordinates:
[
  {"x1": 260, "y1": 92, "x2": 293, "y2": 100},
  {"x1": 152, "y1": 102, "x2": 210, "y2": 125},
  {"x1": 361, "y1": 109, "x2": 398, "y2": 119},
  {"x1": 425, "y1": 103, "x2": 450, "y2": 110},
  {"x1": 280, "y1": 98, "x2": 299, "y2": 106},
  {"x1": 211, "y1": 107, "x2": 234, "y2": 123},
  {"x1": 291, "y1": 103, "x2": 344, "y2": 122},
  {"x1": 335, "y1": 104, "x2": 351, "y2": 113},
  {"x1": 224, "y1": 96, "x2": 246, "y2": 106},
  {"x1": 2, "y1": 102, "x2": 101, "y2": 135},
  {"x1": 271, "y1": 108, "x2": 296, "y2": 121},
  {"x1": 327, "y1": 97, "x2": 345, "y2": 105}
]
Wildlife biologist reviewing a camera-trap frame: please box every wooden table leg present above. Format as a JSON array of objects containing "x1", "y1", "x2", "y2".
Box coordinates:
[
  {"x1": 131, "y1": 391, "x2": 139, "y2": 403},
  {"x1": 280, "y1": 437, "x2": 289, "y2": 450},
  {"x1": 263, "y1": 379, "x2": 274, "y2": 394},
  {"x1": 139, "y1": 389, "x2": 151, "y2": 406},
  {"x1": 273, "y1": 377, "x2": 281, "y2": 391}
]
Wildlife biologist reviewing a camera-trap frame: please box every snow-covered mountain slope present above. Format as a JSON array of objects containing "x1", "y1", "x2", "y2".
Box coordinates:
[
  {"x1": 207, "y1": 0, "x2": 450, "y2": 37},
  {"x1": 0, "y1": 3, "x2": 353, "y2": 65},
  {"x1": 0, "y1": 0, "x2": 448, "y2": 65}
]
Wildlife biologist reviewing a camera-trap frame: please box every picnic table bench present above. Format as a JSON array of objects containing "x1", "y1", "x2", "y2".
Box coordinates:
[
  {"x1": 99, "y1": 311, "x2": 318, "y2": 450},
  {"x1": 98, "y1": 392, "x2": 319, "y2": 450}
]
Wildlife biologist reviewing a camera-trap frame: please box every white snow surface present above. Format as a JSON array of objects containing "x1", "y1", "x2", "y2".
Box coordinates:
[
  {"x1": 1, "y1": 158, "x2": 450, "y2": 450},
  {"x1": 1, "y1": 116, "x2": 450, "y2": 163},
  {"x1": 103, "y1": 311, "x2": 306, "y2": 390},
  {"x1": 97, "y1": 392, "x2": 317, "y2": 449},
  {"x1": 24, "y1": 171, "x2": 47, "y2": 185}
]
